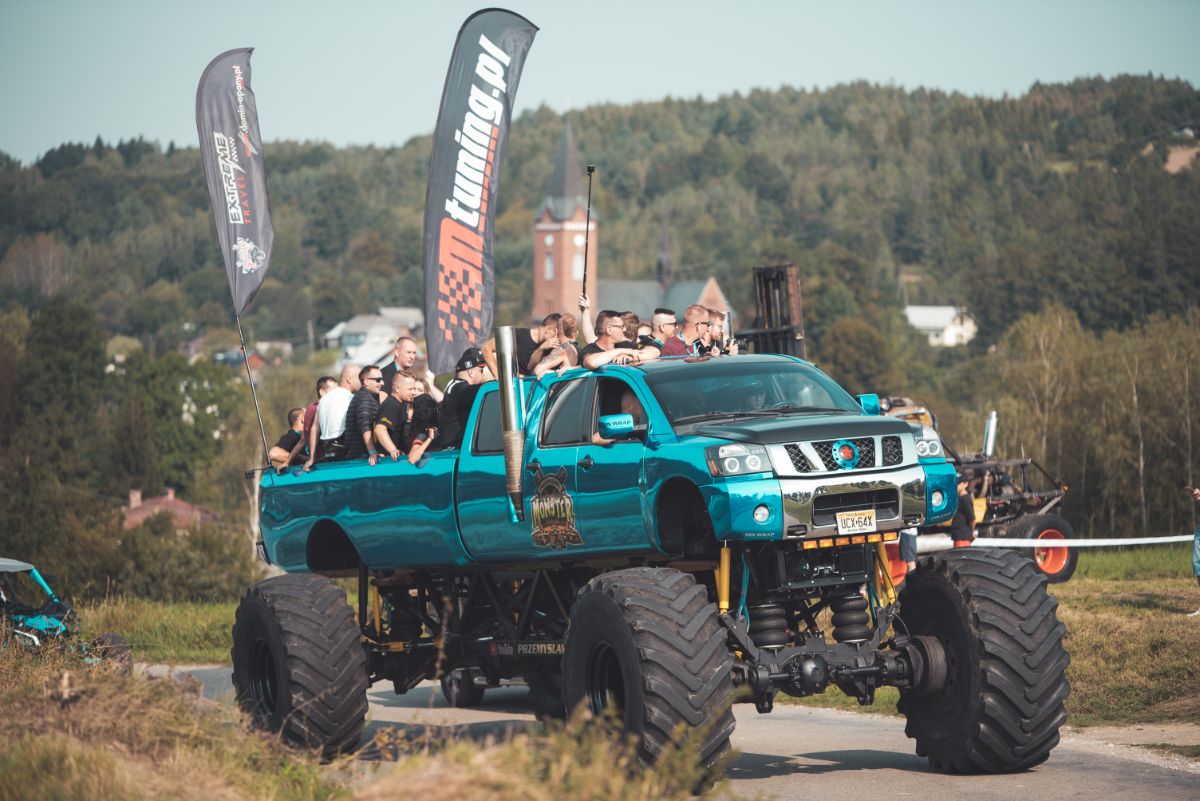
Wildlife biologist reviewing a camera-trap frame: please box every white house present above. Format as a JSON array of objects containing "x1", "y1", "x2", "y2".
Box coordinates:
[{"x1": 904, "y1": 305, "x2": 977, "y2": 347}]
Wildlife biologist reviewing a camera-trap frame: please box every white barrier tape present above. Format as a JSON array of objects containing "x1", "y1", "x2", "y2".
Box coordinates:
[
  {"x1": 973, "y1": 535, "x2": 1195, "y2": 548},
  {"x1": 913, "y1": 533, "x2": 1193, "y2": 553}
]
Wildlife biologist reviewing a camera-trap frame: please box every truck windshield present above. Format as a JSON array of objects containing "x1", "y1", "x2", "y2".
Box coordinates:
[{"x1": 643, "y1": 360, "x2": 861, "y2": 425}]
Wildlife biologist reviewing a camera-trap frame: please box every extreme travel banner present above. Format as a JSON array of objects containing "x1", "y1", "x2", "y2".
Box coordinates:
[
  {"x1": 196, "y1": 48, "x2": 274, "y2": 316},
  {"x1": 423, "y1": 9, "x2": 537, "y2": 374}
]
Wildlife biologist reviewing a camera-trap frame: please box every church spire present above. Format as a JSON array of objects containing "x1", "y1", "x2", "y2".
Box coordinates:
[{"x1": 538, "y1": 114, "x2": 586, "y2": 222}]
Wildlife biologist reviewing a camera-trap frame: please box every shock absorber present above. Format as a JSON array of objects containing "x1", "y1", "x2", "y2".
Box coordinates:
[
  {"x1": 829, "y1": 592, "x2": 871, "y2": 643},
  {"x1": 748, "y1": 602, "x2": 789, "y2": 649}
]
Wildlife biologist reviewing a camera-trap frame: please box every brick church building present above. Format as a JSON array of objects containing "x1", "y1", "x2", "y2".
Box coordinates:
[{"x1": 531, "y1": 116, "x2": 729, "y2": 324}]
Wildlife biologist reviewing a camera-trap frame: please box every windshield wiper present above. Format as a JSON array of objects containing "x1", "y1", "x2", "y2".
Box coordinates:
[
  {"x1": 673, "y1": 406, "x2": 855, "y2": 424},
  {"x1": 672, "y1": 411, "x2": 757, "y2": 424}
]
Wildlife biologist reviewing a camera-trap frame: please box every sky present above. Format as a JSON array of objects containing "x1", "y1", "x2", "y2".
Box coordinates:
[{"x1": 2, "y1": 0, "x2": 1198, "y2": 165}]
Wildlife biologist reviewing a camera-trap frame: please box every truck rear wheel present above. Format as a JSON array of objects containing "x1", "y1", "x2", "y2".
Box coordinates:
[
  {"x1": 1012, "y1": 513, "x2": 1078, "y2": 583},
  {"x1": 231, "y1": 574, "x2": 369, "y2": 759},
  {"x1": 897, "y1": 549, "x2": 1070, "y2": 773},
  {"x1": 562, "y1": 568, "x2": 735, "y2": 777}
]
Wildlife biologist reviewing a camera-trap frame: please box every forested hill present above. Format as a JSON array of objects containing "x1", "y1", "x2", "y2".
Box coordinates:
[{"x1": 1, "y1": 74, "x2": 1198, "y2": 354}]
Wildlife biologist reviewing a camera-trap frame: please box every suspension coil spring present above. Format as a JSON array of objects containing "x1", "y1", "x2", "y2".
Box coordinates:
[
  {"x1": 748, "y1": 602, "x2": 789, "y2": 649},
  {"x1": 829, "y1": 593, "x2": 871, "y2": 643}
]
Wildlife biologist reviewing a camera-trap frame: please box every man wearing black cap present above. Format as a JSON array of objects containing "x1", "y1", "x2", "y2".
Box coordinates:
[{"x1": 439, "y1": 347, "x2": 487, "y2": 449}]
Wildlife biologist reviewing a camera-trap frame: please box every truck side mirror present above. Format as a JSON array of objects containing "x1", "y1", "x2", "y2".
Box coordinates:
[
  {"x1": 857, "y1": 394, "x2": 881, "y2": 415},
  {"x1": 598, "y1": 414, "x2": 635, "y2": 440}
]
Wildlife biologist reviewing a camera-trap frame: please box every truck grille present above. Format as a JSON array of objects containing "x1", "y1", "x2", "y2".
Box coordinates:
[
  {"x1": 813, "y1": 437, "x2": 875, "y2": 470},
  {"x1": 882, "y1": 435, "x2": 904, "y2": 466},
  {"x1": 812, "y1": 489, "x2": 900, "y2": 526},
  {"x1": 784, "y1": 443, "x2": 813, "y2": 472}
]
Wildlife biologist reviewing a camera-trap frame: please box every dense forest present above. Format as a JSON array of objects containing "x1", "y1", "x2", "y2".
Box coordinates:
[{"x1": 0, "y1": 75, "x2": 1197, "y2": 598}]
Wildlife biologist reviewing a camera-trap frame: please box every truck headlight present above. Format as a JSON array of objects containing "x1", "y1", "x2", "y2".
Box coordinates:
[
  {"x1": 706, "y1": 443, "x2": 771, "y2": 477},
  {"x1": 914, "y1": 427, "x2": 943, "y2": 458}
]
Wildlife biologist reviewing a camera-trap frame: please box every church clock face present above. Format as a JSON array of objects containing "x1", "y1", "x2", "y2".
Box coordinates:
[
  {"x1": 573, "y1": 234, "x2": 585, "y2": 247},
  {"x1": 544, "y1": 235, "x2": 554, "y2": 247}
]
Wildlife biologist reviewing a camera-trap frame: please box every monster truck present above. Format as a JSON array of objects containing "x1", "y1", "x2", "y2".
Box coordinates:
[{"x1": 235, "y1": 332, "x2": 1070, "y2": 776}]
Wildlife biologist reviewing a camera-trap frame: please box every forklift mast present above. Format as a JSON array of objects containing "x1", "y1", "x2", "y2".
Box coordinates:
[{"x1": 736, "y1": 264, "x2": 807, "y2": 359}]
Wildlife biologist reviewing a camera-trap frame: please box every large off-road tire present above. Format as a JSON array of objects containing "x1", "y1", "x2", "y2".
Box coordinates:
[
  {"x1": 562, "y1": 568, "x2": 735, "y2": 777},
  {"x1": 440, "y1": 667, "x2": 486, "y2": 707},
  {"x1": 897, "y1": 549, "x2": 1070, "y2": 773},
  {"x1": 231, "y1": 574, "x2": 369, "y2": 759},
  {"x1": 1011, "y1": 513, "x2": 1078, "y2": 583}
]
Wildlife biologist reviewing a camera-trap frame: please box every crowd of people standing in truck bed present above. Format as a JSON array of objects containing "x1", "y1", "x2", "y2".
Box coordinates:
[{"x1": 267, "y1": 295, "x2": 740, "y2": 472}]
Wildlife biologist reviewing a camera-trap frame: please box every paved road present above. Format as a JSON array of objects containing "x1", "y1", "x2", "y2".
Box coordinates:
[{"x1": 176, "y1": 666, "x2": 1199, "y2": 801}]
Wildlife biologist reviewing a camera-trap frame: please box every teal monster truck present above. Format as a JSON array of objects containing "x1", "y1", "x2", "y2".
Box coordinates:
[{"x1": 235, "y1": 330, "x2": 1070, "y2": 776}]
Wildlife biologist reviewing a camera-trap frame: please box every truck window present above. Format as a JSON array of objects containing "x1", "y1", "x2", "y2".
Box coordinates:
[
  {"x1": 472, "y1": 391, "x2": 502, "y2": 454},
  {"x1": 541, "y1": 378, "x2": 595, "y2": 447},
  {"x1": 595, "y1": 377, "x2": 644, "y2": 427}
]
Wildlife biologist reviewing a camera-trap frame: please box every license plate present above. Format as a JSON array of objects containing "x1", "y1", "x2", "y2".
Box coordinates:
[{"x1": 836, "y1": 509, "x2": 876, "y2": 535}]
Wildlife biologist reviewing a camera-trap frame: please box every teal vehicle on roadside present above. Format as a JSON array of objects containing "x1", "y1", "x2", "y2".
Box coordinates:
[
  {"x1": 237, "y1": 344, "x2": 1069, "y2": 778},
  {"x1": 1, "y1": 558, "x2": 131, "y2": 668}
]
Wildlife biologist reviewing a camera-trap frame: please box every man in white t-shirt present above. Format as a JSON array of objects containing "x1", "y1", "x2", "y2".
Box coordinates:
[{"x1": 304, "y1": 364, "x2": 360, "y2": 470}]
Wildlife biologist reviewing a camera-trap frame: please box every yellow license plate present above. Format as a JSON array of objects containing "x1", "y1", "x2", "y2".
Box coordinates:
[{"x1": 835, "y1": 509, "x2": 876, "y2": 535}]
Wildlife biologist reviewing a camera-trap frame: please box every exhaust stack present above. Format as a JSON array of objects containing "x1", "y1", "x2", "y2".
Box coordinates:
[
  {"x1": 496, "y1": 326, "x2": 525, "y2": 522},
  {"x1": 981, "y1": 410, "x2": 999, "y2": 457}
]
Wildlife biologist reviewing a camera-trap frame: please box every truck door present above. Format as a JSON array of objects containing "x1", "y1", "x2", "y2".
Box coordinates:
[
  {"x1": 456, "y1": 380, "x2": 593, "y2": 561},
  {"x1": 456, "y1": 387, "x2": 531, "y2": 561},
  {"x1": 573, "y1": 376, "x2": 652, "y2": 552}
]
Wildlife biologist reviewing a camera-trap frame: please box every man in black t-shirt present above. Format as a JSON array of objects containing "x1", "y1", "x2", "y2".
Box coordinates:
[
  {"x1": 374, "y1": 371, "x2": 419, "y2": 461},
  {"x1": 581, "y1": 309, "x2": 653, "y2": 368},
  {"x1": 439, "y1": 347, "x2": 487, "y2": 449},
  {"x1": 268, "y1": 407, "x2": 306, "y2": 472},
  {"x1": 343, "y1": 366, "x2": 385, "y2": 464},
  {"x1": 481, "y1": 313, "x2": 562, "y2": 377}
]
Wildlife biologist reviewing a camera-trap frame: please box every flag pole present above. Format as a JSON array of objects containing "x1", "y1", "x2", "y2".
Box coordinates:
[
  {"x1": 582, "y1": 164, "x2": 595, "y2": 301},
  {"x1": 235, "y1": 312, "x2": 271, "y2": 466}
]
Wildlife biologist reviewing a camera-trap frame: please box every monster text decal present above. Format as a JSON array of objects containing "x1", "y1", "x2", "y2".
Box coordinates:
[
  {"x1": 422, "y1": 10, "x2": 537, "y2": 374},
  {"x1": 530, "y1": 466, "x2": 583, "y2": 549}
]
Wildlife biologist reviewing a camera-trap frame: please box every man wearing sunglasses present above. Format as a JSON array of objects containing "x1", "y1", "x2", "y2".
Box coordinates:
[
  {"x1": 343, "y1": 366, "x2": 385, "y2": 465},
  {"x1": 581, "y1": 310, "x2": 654, "y2": 369}
]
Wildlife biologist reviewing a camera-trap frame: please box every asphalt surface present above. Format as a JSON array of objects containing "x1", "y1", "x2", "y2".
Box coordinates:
[{"x1": 174, "y1": 666, "x2": 1199, "y2": 800}]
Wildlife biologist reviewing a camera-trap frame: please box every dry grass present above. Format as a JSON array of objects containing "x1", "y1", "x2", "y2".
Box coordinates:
[
  {"x1": 0, "y1": 637, "x2": 725, "y2": 801},
  {"x1": 1056, "y1": 576, "x2": 1200, "y2": 726},
  {"x1": 0, "y1": 642, "x2": 341, "y2": 801},
  {"x1": 358, "y1": 714, "x2": 724, "y2": 801}
]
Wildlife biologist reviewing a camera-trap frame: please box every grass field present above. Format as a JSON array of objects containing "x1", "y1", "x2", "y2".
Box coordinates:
[
  {"x1": 77, "y1": 541, "x2": 1200, "y2": 727},
  {"x1": 4, "y1": 542, "x2": 1196, "y2": 799},
  {"x1": 785, "y1": 543, "x2": 1200, "y2": 725}
]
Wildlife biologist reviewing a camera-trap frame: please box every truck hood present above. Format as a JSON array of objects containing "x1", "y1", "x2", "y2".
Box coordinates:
[{"x1": 691, "y1": 413, "x2": 915, "y2": 445}]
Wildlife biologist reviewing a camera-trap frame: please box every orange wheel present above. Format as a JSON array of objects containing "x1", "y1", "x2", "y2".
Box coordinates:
[
  {"x1": 1012, "y1": 514, "x2": 1078, "y2": 583},
  {"x1": 1033, "y1": 529, "x2": 1068, "y2": 575}
]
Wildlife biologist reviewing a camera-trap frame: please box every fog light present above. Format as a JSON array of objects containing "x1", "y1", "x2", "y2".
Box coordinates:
[
  {"x1": 752, "y1": 504, "x2": 770, "y2": 523},
  {"x1": 931, "y1": 490, "x2": 945, "y2": 509}
]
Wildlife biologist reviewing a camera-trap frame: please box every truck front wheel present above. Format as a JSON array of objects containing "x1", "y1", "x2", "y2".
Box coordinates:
[
  {"x1": 231, "y1": 574, "x2": 369, "y2": 759},
  {"x1": 897, "y1": 549, "x2": 1070, "y2": 773},
  {"x1": 562, "y1": 568, "x2": 735, "y2": 776}
]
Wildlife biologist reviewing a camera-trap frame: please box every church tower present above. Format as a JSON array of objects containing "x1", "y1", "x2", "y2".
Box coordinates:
[{"x1": 532, "y1": 115, "x2": 597, "y2": 321}]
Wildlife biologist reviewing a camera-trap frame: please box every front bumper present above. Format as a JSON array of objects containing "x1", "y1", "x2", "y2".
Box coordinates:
[{"x1": 780, "y1": 464, "x2": 939, "y2": 538}]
